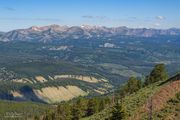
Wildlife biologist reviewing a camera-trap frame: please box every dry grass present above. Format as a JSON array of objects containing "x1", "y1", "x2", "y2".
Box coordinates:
[
  {"x1": 35, "y1": 76, "x2": 47, "y2": 83},
  {"x1": 54, "y1": 75, "x2": 102, "y2": 83},
  {"x1": 131, "y1": 80, "x2": 180, "y2": 120},
  {"x1": 11, "y1": 91, "x2": 24, "y2": 98},
  {"x1": 34, "y1": 85, "x2": 87, "y2": 103},
  {"x1": 12, "y1": 78, "x2": 33, "y2": 84}
]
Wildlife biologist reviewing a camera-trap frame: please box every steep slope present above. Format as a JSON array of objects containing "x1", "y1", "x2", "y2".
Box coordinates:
[
  {"x1": 130, "y1": 75, "x2": 180, "y2": 120},
  {"x1": 83, "y1": 74, "x2": 180, "y2": 120},
  {"x1": 153, "y1": 92, "x2": 180, "y2": 120}
]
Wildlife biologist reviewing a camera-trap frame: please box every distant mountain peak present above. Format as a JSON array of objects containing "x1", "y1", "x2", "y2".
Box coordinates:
[
  {"x1": 29, "y1": 26, "x2": 40, "y2": 31},
  {"x1": 28, "y1": 24, "x2": 69, "y2": 32},
  {"x1": 0, "y1": 25, "x2": 180, "y2": 42}
]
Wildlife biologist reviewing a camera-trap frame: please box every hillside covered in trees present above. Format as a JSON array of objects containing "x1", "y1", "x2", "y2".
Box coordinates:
[
  {"x1": 38, "y1": 64, "x2": 180, "y2": 120},
  {"x1": 1, "y1": 64, "x2": 179, "y2": 120}
]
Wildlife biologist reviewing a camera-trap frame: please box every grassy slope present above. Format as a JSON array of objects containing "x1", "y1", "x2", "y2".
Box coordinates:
[
  {"x1": 134, "y1": 79, "x2": 180, "y2": 120},
  {"x1": 82, "y1": 82, "x2": 161, "y2": 120},
  {"x1": 82, "y1": 78, "x2": 180, "y2": 120},
  {"x1": 153, "y1": 92, "x2": 180, "y2": 120}
]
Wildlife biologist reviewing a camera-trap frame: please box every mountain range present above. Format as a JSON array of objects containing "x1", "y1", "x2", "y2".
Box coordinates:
[
  {"x1": 0, "y1": 25, "x2": 180, "y2": 42},
  {"x1": 0, "y1": 24, "x2": 179, "y2": 104}
]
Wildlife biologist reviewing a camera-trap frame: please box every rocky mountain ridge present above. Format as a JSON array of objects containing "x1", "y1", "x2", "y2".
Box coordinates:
[{"x1": 0, "y1": 25, "x2": 180, "y2": 42}]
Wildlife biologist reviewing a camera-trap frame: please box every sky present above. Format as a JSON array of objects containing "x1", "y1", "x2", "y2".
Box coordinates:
[{"x1": 0, "y1": 0, "x2": 180, "y2": 31}]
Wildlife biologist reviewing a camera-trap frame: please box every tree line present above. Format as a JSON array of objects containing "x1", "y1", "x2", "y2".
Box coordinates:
[
  {"x1": 34, "y1": 97, "x2": 111, "y2": 120},
  {"x1": 36, "y1": 63, "x2": 169, "y2": 120}
]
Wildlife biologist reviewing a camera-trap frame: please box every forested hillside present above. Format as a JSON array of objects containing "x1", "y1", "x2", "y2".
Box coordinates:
[{"x1": 0, "y1": 64, "x2": 175, "y2": 120}]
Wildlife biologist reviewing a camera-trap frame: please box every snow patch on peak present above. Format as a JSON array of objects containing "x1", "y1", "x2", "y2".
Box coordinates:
[{"x1": 29, "y1": 26, "x2": 40, "y2": 31}]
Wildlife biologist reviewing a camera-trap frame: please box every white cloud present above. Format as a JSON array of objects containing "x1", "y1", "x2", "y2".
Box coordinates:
[{"x1": 156, "y1": 16, "x2": 166, "y2": 20}]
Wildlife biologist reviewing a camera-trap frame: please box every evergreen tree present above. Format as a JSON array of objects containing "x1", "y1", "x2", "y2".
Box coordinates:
[
  {"x1": 76, "y1": 98, "x2": 87, "y2": 117},
  {"x1": 86, "y1": 98, "x2": 98, "y2": 116},
  {"x1": 127, "y1": 77, "x2": 141, "y2": 94},
  {"x1": 146, "y1": 64, "x2": 168, "y2": 85},
  {"x1": 118, "y1": 77, "x2": 142, "y2": 97},
  {"x1": 42, "y1": 110, "x2": 55, "y2": 120},
  {"x1": 110, "y1": 101, "x2": 126, "y2": 120},
  {"x1": 144, "y1": 75, "x2": 150, "y2": 86},
  {"x1": 72, "y1": 104, "x2": 83, "y2": 120},
  {"x1": 34, "y1": 115, "x2": 40, "y2": 120},
  {"x1": 56, "y1": 103, "x2": 72, "y2": 120},
  {"x1": 118, "y1": 85, "x2": 128, "y2": 97},
  {"x1": 42, "y1": 115, "x2": 49, "y2": 120},
  {"x1": 98, "y1": 99, "x2": 106, "y2": 111}
]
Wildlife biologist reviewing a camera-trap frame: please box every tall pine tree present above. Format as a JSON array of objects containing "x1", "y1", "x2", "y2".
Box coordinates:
[
  {"x1": 72, "y1": 104, "x2": 83, "y2": 120},
  {"x1": 145, "y1": 64, "x2": 168, "y2": 85},
  {"x1": 86, "y1": 98, "x2": 98, "y2": 116},
  {"x1": 110, "y1": 101, "x2": 126, "y2": 120}
]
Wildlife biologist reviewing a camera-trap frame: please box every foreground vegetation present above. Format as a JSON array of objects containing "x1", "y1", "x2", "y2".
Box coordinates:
[
  {"x1": 153, "y1": 92, "x2": 180, "y2": 120},
  {"x1": 83, "y1": 64, "x2": 179, "y2": 120}
]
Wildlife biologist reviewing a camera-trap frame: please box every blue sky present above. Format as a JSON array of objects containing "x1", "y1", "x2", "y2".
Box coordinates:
[{"x1": 0, "y1": 0, "x2": 180, "y2": 31}]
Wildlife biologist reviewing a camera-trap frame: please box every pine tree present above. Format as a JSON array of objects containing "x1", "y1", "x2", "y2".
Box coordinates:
[
  {"x1": 56, "y1": 103, "x2": 72, "y2": 120},
  {"x1": 42, "y1": 110, "x2": 55, "y2": 120},
  {"x1": 127, "y1": 77, "x2": 141, "y2": 94},
  {"x1": 146, "y1": 64, "x2": 168, "y2": 85},
  {"x1": 98, "y1": 99, "x2": 105, "y2": 111},
  {"x1": 110, "y1": 101, "x2": 126, "y2": 120},
  {"x1": 76, "y1": 98, "x2": 87, "y2": 117},
  {"x1": 34, "y1": 115, "x2": 40, "y2": 120},
  {"x1": 72, "y1": 104, "x2": 83, "y2": 120},
  {"x1": 118, "y1": 77, "x2": 142, "y2": 97},
  {"x1": 86, "y1": 98, "x2": 98, "y2": 116}
]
